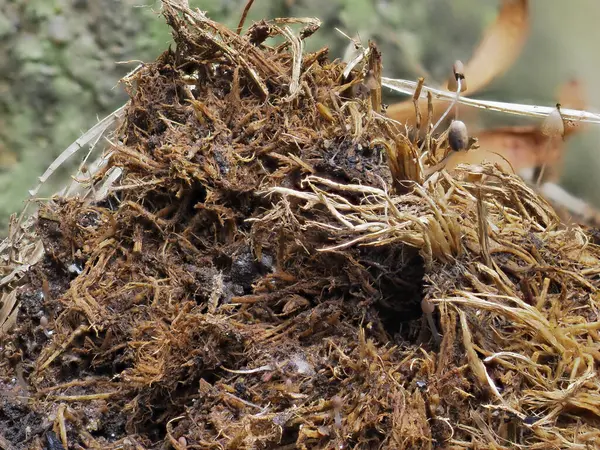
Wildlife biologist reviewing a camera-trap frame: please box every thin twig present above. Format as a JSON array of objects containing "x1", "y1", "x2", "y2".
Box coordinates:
[
  {"x1": 236, "y1": 0, "x2": 256, "y2": 35},
  {"x1": 383, "y1": 77, "x2": 600, "y2": 125}
]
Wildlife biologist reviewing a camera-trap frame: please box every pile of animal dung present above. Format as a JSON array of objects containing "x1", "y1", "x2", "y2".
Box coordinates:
[{"x1": 2, "y1": 1, "x2": 600, "y2": 449}]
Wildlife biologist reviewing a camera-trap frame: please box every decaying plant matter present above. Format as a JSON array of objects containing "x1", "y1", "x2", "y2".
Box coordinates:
[
  {"x1": 1, "y1": 1, "x2": 600, "y2": 449},
  {"x1": 384, "y1": 0, "x2": 600, "y2": 222}
]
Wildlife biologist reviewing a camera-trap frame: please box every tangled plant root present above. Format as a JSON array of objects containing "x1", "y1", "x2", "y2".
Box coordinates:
[{"x1": 1, "y1": 1, "x2": 600, "y2": 449}]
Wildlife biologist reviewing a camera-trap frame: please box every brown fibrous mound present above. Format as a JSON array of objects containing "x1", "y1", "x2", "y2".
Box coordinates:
[{"x1": 1, "y1": 1, "x2": 600, "y2": 449}]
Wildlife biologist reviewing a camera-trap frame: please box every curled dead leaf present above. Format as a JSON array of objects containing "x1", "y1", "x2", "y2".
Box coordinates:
[
  {"x1": 474, "y1": 126, "x2": 562, "y2": 181},
  {"x1": 469, "y1": 78, "x2": 587, "y2": 183},
  {"x1": 462, "y1": 0, "x2": 529, "y2": 94},
  {"x1": 387, "y1": 0, "x2": 529, "y2": 127}
]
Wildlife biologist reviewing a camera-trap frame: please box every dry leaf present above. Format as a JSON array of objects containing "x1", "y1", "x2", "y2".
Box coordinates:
[
  {"x1": 470, "y1": 79, "x2": 587, "y2": 182},
  {"x1": 0, "y1": 290, "x2": 18, "y2": 338},
  {"x1": 474, "y1": 126, "x2": 560, "y2": 178},
  {"x1": 386, "y1": 0, "x2": 529, "y2": 127},
  {"x1": 462, "y1": 0, "x2": 529, "y2": 94}
]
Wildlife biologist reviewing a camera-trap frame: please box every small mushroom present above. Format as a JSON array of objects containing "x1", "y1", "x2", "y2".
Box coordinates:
[
  {"x1": 541, "y1": 104, "x2": 565, "y2": 139},
  {"x1": 447, "y1": 60, "x2": 468, "y2": 93},
  {"x1": 429, "y1": 61, "x2": 468, "y2": 139},
  {"x1": 448, "y1": 120, "x2": 469, "y2": 152}
]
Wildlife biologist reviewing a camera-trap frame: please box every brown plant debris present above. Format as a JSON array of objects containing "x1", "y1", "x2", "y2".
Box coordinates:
[{"x1": 1, "y1": 2, "x2": 600, "y2": 449}]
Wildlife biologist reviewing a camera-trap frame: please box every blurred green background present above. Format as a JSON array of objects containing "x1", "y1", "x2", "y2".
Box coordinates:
[{"x1": 1, "y1": 0, "x2": 599, "y2": 232}]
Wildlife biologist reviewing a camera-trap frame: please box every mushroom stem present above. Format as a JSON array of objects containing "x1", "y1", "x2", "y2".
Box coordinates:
[
  {"x1": 431, "y1": 78, "x2": 462, "y2": 136},
  {"x1": 421, "y1": 299, "x2": 442, "y2": 344},
  {"x1": 425, "y1": 313, "x2": 441, "y2": 345}
]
